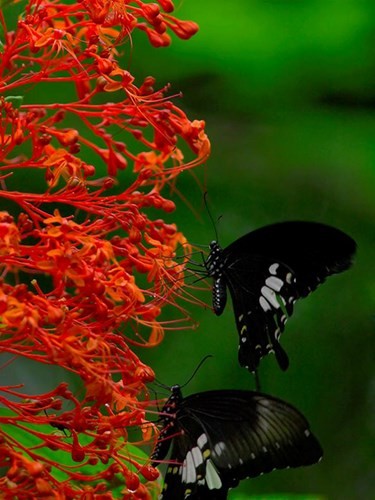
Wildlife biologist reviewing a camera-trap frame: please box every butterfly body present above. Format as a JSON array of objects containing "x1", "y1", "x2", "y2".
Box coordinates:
[
  {"x1": 204, "y1": 221, "x2": 356, "y2": 372},
  {"x1": 152, "y1": 386, "x2": 323, "y2": 499},
  {"x1": 205, "y1": 241, "x2": 228, "y2": 315}
]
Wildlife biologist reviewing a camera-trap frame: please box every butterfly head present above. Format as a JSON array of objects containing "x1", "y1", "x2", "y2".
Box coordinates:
[
  {"x1": 170, "y1": 384, "x2": 183, "y2": 399},
  {"x1": 208, "y1": 240, "x2": 222, "y2": 254},
  {"x1": 161, "y1": 385, "x2": 182, "y2": 417}
]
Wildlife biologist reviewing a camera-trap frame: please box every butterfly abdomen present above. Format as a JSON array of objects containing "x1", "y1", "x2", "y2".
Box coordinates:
[
  {"x1": 205, "y1": 241, "x2": 228, "y2": 315},
  {"x1": 212, "y1": 277, "x2": 227, "y2": 316},
  {"x1": 151, "y1": 386, "x2": 183, "y2": 465}
]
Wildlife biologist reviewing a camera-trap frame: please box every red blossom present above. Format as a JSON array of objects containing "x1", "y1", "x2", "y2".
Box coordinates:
[{"x1": 0, "y1": 0, "x2": 210, "y2": 498}]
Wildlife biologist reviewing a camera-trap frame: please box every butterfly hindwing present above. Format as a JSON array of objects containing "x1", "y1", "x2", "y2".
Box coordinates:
[
  {"x1": 223, "y1": 254, "x2": 294, "y2": 371},
  {"x1": 161, "y1": 428, "x2": 227, "y2": 499},
  {"x1": 153, "y1": 387, "x2": 322, "y2": 499},
  {"x1": 205, "y1": 221, "x2": 356, "y2": 371}
]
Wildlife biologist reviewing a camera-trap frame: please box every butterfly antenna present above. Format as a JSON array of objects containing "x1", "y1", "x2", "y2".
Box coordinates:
[
  {"x1": 148, "y1": 386, "x2": 164, "y2": 413},
  {"x1": 181, "y1": 354, "x2": 213, "y2": 388},
  {"x1": 152, "y1": 355, "x2": 213, "y2": 394},
  {"x1": 153, "y1": 379, "x2": 171, "y2": 392},
  {"x1": 203, "y1": 191, "x2": 220, "y2": 243}
]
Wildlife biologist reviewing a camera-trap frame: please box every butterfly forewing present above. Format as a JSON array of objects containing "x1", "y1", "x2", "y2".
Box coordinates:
[
  {"x1": 153, "y1": 387, "x2": 322, "y2": 499},
  {"x1": 205, "y1": 221, "x2": 356, "y2": 371}
]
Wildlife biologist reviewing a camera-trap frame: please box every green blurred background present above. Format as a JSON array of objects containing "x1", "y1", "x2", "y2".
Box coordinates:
[
  {"x1": 132, "y1": 1, "x2": 375, "y2": 499},
  {"x1": 2, "y1": 1, "x2": 374, "y2": 499}
]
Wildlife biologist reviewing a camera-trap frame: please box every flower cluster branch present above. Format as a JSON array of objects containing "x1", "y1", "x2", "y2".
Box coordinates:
[{"x1": 0, "y1": 1, "x2": 210, "y2": 498}]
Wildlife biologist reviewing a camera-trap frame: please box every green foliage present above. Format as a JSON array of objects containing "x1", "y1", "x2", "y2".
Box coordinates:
[{"x1": 133, "y1": 1, "x2": 375, "y2": 499}]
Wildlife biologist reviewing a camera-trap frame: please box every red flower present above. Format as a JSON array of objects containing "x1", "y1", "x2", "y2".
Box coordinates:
[{"x1": 0, "y1": 1, "x2": 210, "y2": 498}]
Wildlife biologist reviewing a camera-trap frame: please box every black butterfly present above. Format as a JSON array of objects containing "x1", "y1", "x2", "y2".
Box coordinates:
[
  {"x1": 203, "y1": 221, "x2": 356, "y2": 372},
  {"x1": 151, "y1": 386, "x2": 322, "y2": 499}
]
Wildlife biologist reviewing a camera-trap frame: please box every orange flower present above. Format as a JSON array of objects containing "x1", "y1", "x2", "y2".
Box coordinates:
[{"x1": 0, "y1": 1, "x2": 209, "y2": 498}]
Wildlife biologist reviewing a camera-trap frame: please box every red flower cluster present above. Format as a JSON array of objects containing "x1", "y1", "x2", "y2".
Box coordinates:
[{"x1": 0, "y1": 1, "x2": 209, "y2": 498}]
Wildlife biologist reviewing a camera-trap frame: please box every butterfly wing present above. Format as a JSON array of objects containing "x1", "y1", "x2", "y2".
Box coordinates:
[
  {"x1": 159, "y1": 389, "x2": 322, "y2": 499},
  {"x1": 159, "y1": 414, "x2": 228, "y2": 500},
  {"x1": 221, "y1": 221, "x2": 356, "y2": 370}
]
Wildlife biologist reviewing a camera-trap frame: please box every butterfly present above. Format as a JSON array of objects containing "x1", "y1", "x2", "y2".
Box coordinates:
[
  {"x1": 203, "y1": 221, "x2": 356, "y2": 372},
  {"x1": 151, "y1": 385, "x2": 323, "y2": 499}
]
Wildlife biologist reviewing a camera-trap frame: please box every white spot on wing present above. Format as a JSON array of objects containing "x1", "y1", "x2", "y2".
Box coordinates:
[
  {"x1": 261, "y1": 285, "x2": 280, "y2": 309},
  {"x1": 191, "y1": 446, "x2": 203, "y2": 467},
  {"x1": 213, "y1": 441, "x2": 226, "y2": 457},
  {"x1": 181, "y1": 460, "x2": 187, "y2": 483},
  {"x1": 205, "y1": 459, "x2": 222, "y2": 490},
  {"x1": 259, "y1": 296, "x2": 271, "y2": 312},
  {"x1": 269, "y1": 263, "x2": 279, "y2": 275},
  {"x1": 184, "y1": 451, "x2": 196, "y2": 484},
  {"x1": 261, "y1": 286, "x2": 280, "y2": 309},
  {"x1": 197, "y1": 433, "x2": 208, "y2": 449},
  {"x1": 265, "y1": 276, "x2": 284, "y2": 292}
]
